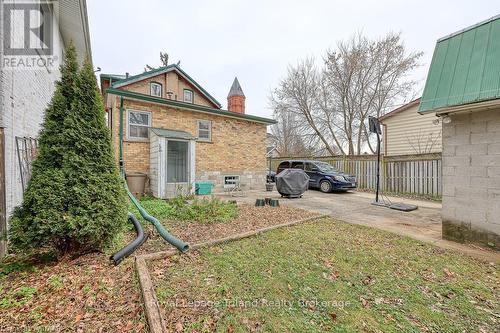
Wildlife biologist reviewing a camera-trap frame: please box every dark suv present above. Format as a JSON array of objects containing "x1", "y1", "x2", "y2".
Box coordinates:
[{"x1": 276, "y1": 160, "x2": 357, "y2": 193}]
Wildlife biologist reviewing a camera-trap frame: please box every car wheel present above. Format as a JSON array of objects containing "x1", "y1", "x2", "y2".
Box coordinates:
[{"x1": 319, "y1": 180, "x2": 332, "y2": 193}]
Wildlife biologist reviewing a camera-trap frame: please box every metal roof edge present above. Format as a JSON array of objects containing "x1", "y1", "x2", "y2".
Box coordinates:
[
  {"x1": 424, "y1": 98, "x2": 500, "y2": 115},
  {"x1": 437, "y1": 14, "x2": 500, "y2": 42},
  {"x1": 107, "y1": 88, "x2": 276, "y2": 125}
]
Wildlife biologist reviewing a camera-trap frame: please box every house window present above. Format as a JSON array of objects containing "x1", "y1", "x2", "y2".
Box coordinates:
[
  {"x1": 197, "y1": 120, "x2": 211, "y2": 141},
  {"x1": 183, "y1": 89, "x2": 193, "y2": 103},
  {"x1": 224, "y1": 175, "x2": 240, "y2": 189},
  {"x1": 128, "y1": 110, "x2": 151, "y2": 139},
  {"x1": 150, "y1": 82, "x2": 162, "y2": 97}
]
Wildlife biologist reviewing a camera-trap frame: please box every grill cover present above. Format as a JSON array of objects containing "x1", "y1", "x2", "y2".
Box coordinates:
[{"x1": 275, "y1": 169, "x2": 309, "y2": 197}]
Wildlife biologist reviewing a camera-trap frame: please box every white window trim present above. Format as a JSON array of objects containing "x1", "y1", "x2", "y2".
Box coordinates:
[
  {"x1": 184, "y1": 89, "x2": 194, "y2": 103},
  {"x1": 150, "y1": 82, "x2": 162, "y2": 97},
  {"x1": 127, "y1": 109, "x2": 151, "y2": 141},
  {"x1": 197, "y1": 120, "x2": 212, "y2": 142}
]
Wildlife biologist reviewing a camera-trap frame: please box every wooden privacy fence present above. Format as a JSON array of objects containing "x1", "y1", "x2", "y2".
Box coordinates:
[{"x1": 270, "y1": 153, "x2": 442, "y2": 197}]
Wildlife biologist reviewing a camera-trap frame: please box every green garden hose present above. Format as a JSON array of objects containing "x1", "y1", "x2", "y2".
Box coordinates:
[{"x1": 118, "y1": 97, "x2": 189, "y2": 253}]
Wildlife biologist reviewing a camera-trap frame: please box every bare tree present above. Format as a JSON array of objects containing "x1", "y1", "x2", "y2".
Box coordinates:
[
  {"x1": 270, "y1": 58, "x2": 342, "y2": 155},
  {"x1": 324, "y1": 32, "x2": 422, "y2": 154},
  {"x1": 270, "y1": 32, "x2": 422, "y2": 156},
  {"x1": 270, "y1": 105, "x2": 317, "y2": 156}
]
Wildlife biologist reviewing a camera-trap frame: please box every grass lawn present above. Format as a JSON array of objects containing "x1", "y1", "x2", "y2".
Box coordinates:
[
  {"x1": 0, "y1": 197, "x2": 315, "y2": 332},
  {"x1": 152, "y1": 218, "x2": 499, "y2": 333}
]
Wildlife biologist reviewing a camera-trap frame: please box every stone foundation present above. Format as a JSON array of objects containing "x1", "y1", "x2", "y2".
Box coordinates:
[{"x1": 196, "y1": 170, "x2": 267, "y2": 192}]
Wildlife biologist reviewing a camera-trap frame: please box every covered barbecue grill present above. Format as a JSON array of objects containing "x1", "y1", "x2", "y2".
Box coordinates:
[{"x1": 275, "y1": 169, "x2": 309, "y2": 198}]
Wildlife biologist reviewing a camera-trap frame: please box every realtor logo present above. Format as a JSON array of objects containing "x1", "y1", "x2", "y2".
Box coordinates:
[
  {"x1": 3, "y1": 1, "x2": 53, "y2": 55},
  {"x1": 2, "y1": 1, "x2": 57, "y2": 70}
]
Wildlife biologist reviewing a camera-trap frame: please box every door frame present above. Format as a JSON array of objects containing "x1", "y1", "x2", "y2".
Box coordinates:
[{"x1": 158, "y1": 137, "x2": 196, "y2": 198}]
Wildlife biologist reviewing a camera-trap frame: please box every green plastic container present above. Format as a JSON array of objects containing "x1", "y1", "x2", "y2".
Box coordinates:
[{"x1": 195, "y1": 182, "x2": 214, "y2": 195}]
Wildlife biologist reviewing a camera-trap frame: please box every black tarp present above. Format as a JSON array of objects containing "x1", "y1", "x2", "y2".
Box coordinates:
[{"x1": 275, "y1": 169, "x2": 309, "y2": 198}]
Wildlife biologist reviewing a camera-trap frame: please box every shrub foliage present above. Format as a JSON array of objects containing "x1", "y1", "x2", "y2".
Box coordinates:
[{"x1": 9, "y1": 44, "x2": 127, "y2": 254}]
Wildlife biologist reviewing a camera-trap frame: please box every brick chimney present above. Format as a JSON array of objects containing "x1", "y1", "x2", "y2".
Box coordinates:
[{"x1": 227, "y1": 77, "x2": 245, "y2": 114}]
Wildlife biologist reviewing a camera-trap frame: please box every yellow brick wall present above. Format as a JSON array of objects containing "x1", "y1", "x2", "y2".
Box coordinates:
[
  {"x1": 110, "y1": 97, "x2": 267, "y2": 178},
  {"x1": 121, "y1": 72, "x2": 217, "y2": 108}
]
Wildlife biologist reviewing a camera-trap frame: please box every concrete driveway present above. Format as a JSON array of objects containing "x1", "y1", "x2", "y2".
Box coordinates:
[{"x1": 216, "y1": 188, "x2": 499, "y2": 262}]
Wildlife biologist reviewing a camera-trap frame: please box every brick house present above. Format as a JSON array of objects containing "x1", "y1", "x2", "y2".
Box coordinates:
[
  {"x1": 419, "y1": 15, "x2": 500, "y2": 249},
  {"x1": 100, "y1": 65, "x2": 275, "y2": 198}
]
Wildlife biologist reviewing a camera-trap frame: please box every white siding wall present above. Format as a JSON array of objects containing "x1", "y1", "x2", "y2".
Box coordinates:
[
  {"x1": 381, "y1": 104, "x2": 442, "y2": 156},
  {"x1": 0, "y1": 4, "x2": 65, "y2": 221}
]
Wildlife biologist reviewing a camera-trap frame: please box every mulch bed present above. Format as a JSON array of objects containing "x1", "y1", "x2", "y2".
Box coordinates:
[
  {"x1": 0, "y1": 204, "x2": 317, "y2": 332},
  {"x1": 136, "y1": 204, "x2": 319, "y2": 254}
]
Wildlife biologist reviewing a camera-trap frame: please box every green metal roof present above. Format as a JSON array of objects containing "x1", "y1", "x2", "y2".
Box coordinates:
[
  {"x1": 419, "y1": 15, "x2": 500, "y2": 113},
  {"x1": 108, "y1": 64, "x2": 222, "y2": 108},
  {"x1": 107, "y1": 87, "x2": 276, "y2": 125},
  {"x1": 150, "y1": 128, "x2": 195, "y2": 140}
]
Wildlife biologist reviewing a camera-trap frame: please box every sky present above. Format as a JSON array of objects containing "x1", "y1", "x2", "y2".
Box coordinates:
[{"x1": 87, "y1": 0, "x2": 500, "y2": 119}]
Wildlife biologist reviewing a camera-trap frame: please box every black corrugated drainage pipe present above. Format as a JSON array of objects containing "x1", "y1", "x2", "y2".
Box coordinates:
[{"x1": 110, "y1": 212, "x2": 148, "y2": 265}]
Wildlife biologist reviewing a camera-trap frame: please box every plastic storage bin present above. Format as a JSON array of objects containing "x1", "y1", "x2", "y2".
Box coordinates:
[{"x1": 195, "y1": 182, "x2": 214, "y2": 195}]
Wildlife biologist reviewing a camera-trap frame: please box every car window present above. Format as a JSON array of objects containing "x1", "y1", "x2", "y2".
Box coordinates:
[
  {"x1": 304, "y1": 162, "x2": 314, "y2": 171},
  {"x1": 277, "y1": 161, "x2": 290, "y2": 171},
  {"x1": 291, "y1": 162, "x2": 304, "y2": 169}
]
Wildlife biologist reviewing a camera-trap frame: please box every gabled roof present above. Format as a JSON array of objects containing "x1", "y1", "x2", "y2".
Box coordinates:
[
  {"x1": 107, "y1": 87, "x2": 276, "y2": 125},
  {"x1": 109, "y1": 64, "x2": 222, "y2": 108},
  {"x1": 419, "y1": 15, "x2": 500, "y2": 113},
  {"x1": 228, "y1": 77, "x2": 245, "y2": 97},
  {"x1": 379, "y1": 98, "x2": 421, "y2": 121}
]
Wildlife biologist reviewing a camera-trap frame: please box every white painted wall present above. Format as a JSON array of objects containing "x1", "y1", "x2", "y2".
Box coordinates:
[{"x1": 0, "y1": 3, "x2": 65, "y2": 221}]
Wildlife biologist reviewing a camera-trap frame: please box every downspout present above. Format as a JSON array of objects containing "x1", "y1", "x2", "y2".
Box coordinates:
[{"x1": 119, "y1": 97, "x2": 189, "y2": 252}]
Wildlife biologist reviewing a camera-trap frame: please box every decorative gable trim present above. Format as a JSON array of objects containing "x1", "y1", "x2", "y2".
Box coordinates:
[{"x1": 110, "y1": 65, "x2": 222, "y2": 108}]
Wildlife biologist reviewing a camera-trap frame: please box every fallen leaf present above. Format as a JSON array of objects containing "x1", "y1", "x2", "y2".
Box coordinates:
[
  {"x1": 443, "y1": 268, "x2": 454, "y2": 278},
  {"x1": 362, "y1": 275, "x2": 375, "y2": 285},
  {"x1": 360, "y1": 297, "x2": 369, "y2": 308},
  {"x1": 330, "y1": 313, "x2": 337, "y2": 321}
]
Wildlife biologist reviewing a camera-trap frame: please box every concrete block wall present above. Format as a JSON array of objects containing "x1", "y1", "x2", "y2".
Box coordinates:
[{"x1": 441, "y1": 108, "x2": 500, "y2": 249}]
